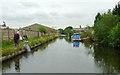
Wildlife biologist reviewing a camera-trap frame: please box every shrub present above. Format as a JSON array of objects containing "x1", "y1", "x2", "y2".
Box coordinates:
[
  {"x1": 94, "y1": 13, "x2": 120, "y2": 44},
  {"x1": 109, "y1": 22, "x2": 120, "y2": 47}
]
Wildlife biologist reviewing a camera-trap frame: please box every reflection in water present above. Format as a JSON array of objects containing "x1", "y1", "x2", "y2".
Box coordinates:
[
  {"x1": 64, "y1": 36, "x2": 72, "y2": 43},
  {"x1": 93, "y1": 45, "x2": 120, "y2": 73},
  {"x1": 2, "y1": 38, "x2": 57, "y2": 73},
  {"x1": 82, "y1": 42, "x2": 120, "y2": 73},
  {"x1": 14, "y1": 59, "x2": 20, "y2": 72},
  {"x1": 64, "y1": 37, "x2": 120, "y2": 73},
  {"x1": 83, "y1": 42, "x2": 93, "y2": 49},
  {"x1": 24, "y1": 53, "x2": 31, "y2": 58},
  {"x1": 65, "y1": 37, "x2": 120, "y2": 73},
  {"x1": 65, "y1": 36, "x2": 80, "y2": 47},
  {"x1": 59, "y1": 36, "x2": 64, "y2": 40},
  {"x1": 2, "y1": 54, "x2": 22, "y2": 73},
  {"x1": 30, "y1": 38, "x2": 57, "y2": 55},
  {"x1": 2, "y1": 37, "x2": 120, "y2": 73},
  {"x1": 73, "y1": 42, "x2": 80, "y2": 47},
  {"x1": 0, "y1": 62, "x2": 2, "y2": 74}
]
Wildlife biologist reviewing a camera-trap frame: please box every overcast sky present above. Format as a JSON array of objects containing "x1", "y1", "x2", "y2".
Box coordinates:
[{"x1": 0, "y1": 0, "x2": 119, "y2": 29}]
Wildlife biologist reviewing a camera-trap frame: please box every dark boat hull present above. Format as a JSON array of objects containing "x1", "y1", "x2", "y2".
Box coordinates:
[{"x1": 72, "y1": 39, "x2": 82, "y2": 42}]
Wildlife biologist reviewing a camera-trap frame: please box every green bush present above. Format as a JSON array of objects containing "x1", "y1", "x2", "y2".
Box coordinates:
[
  {"x1": 64, "y1": 26, "x2": 74, "y2": 36},
  {"x1": 94, "y1": 13, "x2": 119, "y2": 44},
  {"x1": 93, "y1": 2, "x2": 120, "y2": 48},
  {"x1": 2, "y1": 47, "x2": 19, "y2": 56},
  {"x1": 109, "y1": 22, "x2": 120, "y2": 47},
  {"x1": 38, "y1": 26, "x2": 48, "y2": 34}
]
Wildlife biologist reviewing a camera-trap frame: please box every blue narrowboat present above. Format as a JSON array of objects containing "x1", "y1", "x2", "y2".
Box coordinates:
[{"x1": 72, "y1": 33, "x2": 81, "y2": 41}]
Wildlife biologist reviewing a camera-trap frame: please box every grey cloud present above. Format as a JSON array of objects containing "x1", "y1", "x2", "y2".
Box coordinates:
[
  {"x1": 2, "y1": 11, "x2": 51, "y2": 22},
  {"x1": 49, "y1": 4, "x2": 62, "y2": 8},
  {"x1": 20, "y1": 2, "x2": 41, "y2": 8},
  {"x1": 1, "y1": 0, "x2": 119, "y2": 29},
  {"x1": 63, "y1": 13, "x2": 85, "y2": 19},
  {"x1": 49, "y1": 12, "x2": 60, "y2": 16},
  {"x1": 2, "y1": 11, "x2": 52, "y2": 28}
]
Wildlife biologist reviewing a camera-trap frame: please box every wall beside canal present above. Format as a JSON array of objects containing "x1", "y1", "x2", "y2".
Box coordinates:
[{"x1": 1, "y1": 29, "x2": 40, "y2": 41}]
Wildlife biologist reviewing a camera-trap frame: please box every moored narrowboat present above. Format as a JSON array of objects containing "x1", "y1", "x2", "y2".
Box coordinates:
[{"x1": 71, "y1": 33, "x2": 82, "y2": 42}]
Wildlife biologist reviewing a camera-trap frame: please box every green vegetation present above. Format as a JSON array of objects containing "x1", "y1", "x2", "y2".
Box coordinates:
[
  {"x1": 81, "y1": 42, "x2": 120, "y2": 73},
  {"x1": 94, "y1": 13, "x2": 119, "y2": 43},
  {"x1": 93, "y1": 2, "x2": 120, "y2": 47},
  {"x1": 38, "y1": 26, "x2": 48, "y2": 34},
  {"x1": 79, "y1": 2, "x2": 120, "y2": 48},
  {"x1": 57, "y1": 28, "x2": 64, "y2": 34},
  {"x1": 93, "y1": 45, "x2": 120, "y2": 73},
  {"x1": 80, "y1": 26, "x2": 94, "y2": 39},
  {"x1": 112, "y1": 2, "x2": 120, "y2": 16},
  {"x1": 109, "y1": 23, "x2": 120, "y2": 47},
  {"x1": 64, "y1": 26, "x2": 75, "y2": 36},
  {"x1": 2, "y1": 40, "x2": 19, "y2": 49},
  {"x1": 64, "y1": 36, "x2": 72, "y2": 43},
  {"x1": 58, "y1": 26, "x2": 75, "y2": 36},
  {"x1": 1, "y1": 34, "x2": 59, "y2": 56},
  {"x1": 2, "y1": 47, "x2": 23, "y2": 57}
]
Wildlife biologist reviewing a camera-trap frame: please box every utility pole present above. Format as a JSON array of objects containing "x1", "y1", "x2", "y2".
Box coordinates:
[
  {"x1": 80, "y1": 25, "x2": 81, "y2": 28},
  {"x1": 3, "y1": 21, "x2": 6, "y2": 26}
]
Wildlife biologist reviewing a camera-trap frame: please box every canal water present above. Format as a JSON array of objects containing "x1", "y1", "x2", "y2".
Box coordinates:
[{"x1": 2, "y1": 36, "x2": 120, "y2": 73}]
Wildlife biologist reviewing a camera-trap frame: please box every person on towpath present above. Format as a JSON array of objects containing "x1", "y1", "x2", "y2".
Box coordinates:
[{"x1": 14, "y1": 31, "x2": 20, "y2": 47}]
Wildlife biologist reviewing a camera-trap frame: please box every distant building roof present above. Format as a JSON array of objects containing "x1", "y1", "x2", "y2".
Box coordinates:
[
  {"x1": 22, "y1": 23, "x2": 55, "y2": 31},
  {"x1": 73, "y1": 28, "x2": 84, "y2": 31},
  {"x1": 73, "y1": 33, "x2": 79, "y2": 35},
  {"x1": 73, "y1": 28, "x2": 85, "y2": 33}
]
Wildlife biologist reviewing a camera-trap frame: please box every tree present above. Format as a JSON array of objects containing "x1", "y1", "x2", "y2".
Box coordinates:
[
  {"x1": 38, "y1": 26, "x2": 48, "y2": 34},
  {"x1": 94, "y1": 13, "x2": 119, "y2": 44},
  {"x1": 93, "y1": 2, "x2": 120, "y2": 47},
  {"x1": 109, "y1": 22, "x2": 120, "y2": 47},
  {"x1": 58, "y1": 28, "x2": 64, "y2": 34},
  {"x1": 94, "y1": 13, "x2": 102, "y2": 23},
  {"x1": 64, "y1": 26, "x2": 73, "y2": 30},
  {"x1": 112, "y1": 2, "x2": 120, "y2": 16},
  {"x1": 81, "y1": 26, "x2": 94, "y2": 39},
  {"x1": 64, "y1": 26, "x2": 74, "y2": 36}
]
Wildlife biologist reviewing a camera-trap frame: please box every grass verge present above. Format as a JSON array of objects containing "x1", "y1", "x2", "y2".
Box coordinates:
[{"x1": 1, "y1": 34, "x2": 59, "y2": 57}]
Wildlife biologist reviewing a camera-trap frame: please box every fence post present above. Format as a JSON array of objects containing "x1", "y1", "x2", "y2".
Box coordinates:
[
  {"x1": 2, "y1": 29, "x2": 3, "y2": 41},
  {"x1": 38, "y1": 31, "x2": 39, "y2": 38},
  {"x1": 8, "y1": 28, "x2": 9, "y2": 40}
]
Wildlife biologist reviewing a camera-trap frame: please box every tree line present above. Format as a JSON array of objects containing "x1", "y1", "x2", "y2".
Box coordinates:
[
  {"x1": 93, "y1": 2, "x2": 120, "y2": 48},
  {"x1": 58, "y1": 2, "x2": 120, "y2": 48},
  {"x1": 58, "y1": 26, "x2": 75, "y2": 37}
]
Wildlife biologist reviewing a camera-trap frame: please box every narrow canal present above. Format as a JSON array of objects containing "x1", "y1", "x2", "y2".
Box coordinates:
[{"x1": 2, "y1": 36, "x2": 120, "y2": 73}]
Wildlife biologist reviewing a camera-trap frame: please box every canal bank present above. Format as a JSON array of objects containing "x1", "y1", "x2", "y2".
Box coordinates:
[
  {"x1": 1, "y1": 34, "x2": 59, "y2": 62},
  {"x1": 2, "y1": 36, "x2": 120, "y2": 73}
]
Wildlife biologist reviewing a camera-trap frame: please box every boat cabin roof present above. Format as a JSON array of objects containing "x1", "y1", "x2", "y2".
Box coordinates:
[{"x1": 73, "y1": 33, "x2": 79, "y2": 35}]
